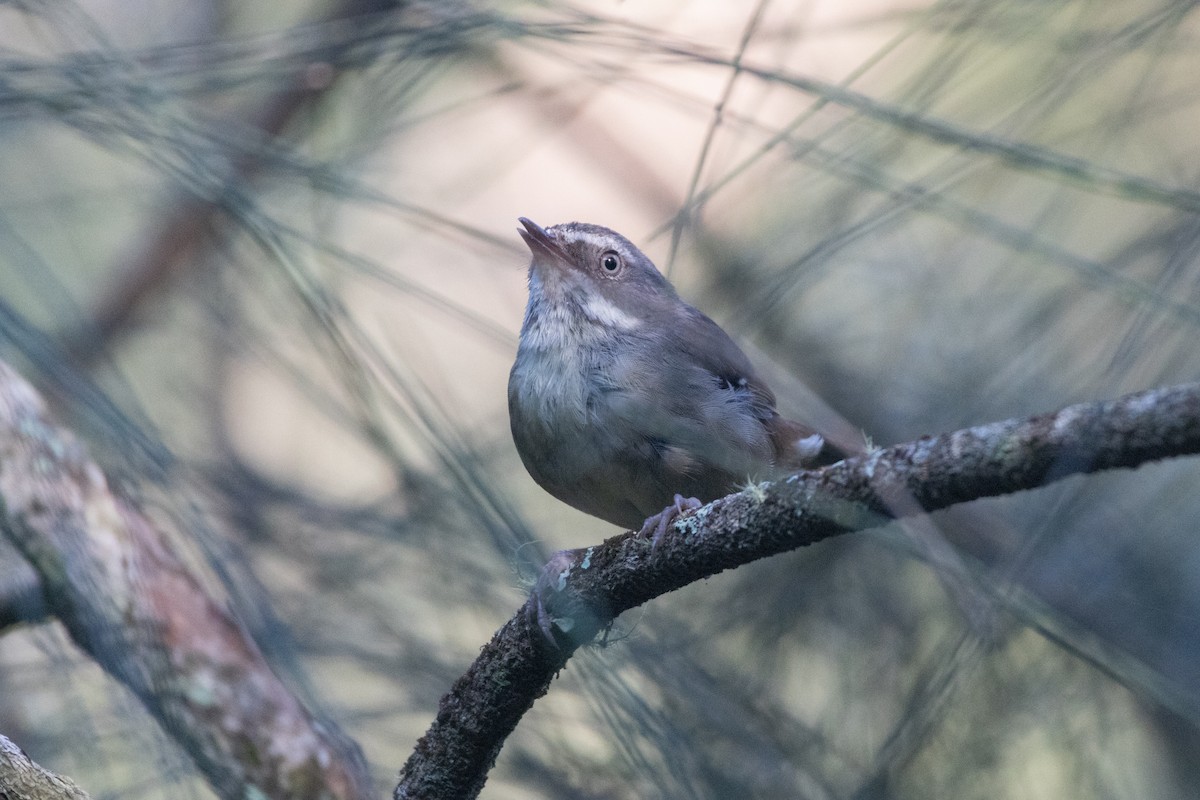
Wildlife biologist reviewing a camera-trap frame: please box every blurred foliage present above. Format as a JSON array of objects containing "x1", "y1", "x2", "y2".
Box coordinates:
[{"x1": 1, "y1": 0, "x2": 1199, "y2": 798}]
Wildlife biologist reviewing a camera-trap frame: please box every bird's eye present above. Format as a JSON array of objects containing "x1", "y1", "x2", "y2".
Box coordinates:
[{"x1": 600, "y1": 251, "x2": 621, "y2": 273}]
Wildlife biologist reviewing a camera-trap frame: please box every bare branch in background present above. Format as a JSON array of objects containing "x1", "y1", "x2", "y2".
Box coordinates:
[
  {"x1": 0, "y1": 360, "x2": 370, "y2": 800},
  {"x1": 0, "y1": 733, "x2": 91, "y2": 800}
]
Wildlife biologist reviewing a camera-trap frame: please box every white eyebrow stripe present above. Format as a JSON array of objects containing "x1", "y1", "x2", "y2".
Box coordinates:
[{"x1": 562, "y1": 229, "x2": 612, "y2": 251}]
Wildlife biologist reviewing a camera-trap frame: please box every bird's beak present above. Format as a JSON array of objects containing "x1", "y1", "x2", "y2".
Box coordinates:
[{"x1": 517, "y1": 217, "x2": 567, "y2": 263}]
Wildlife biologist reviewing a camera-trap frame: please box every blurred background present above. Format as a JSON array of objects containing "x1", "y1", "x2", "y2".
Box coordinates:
[{"x1": 2, "y1": 0, "x2": 1200, "y2": 797}]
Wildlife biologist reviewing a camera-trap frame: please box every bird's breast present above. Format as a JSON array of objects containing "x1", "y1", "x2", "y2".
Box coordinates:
[
  {"x1": 509, "y1": 339, "x2": 593, "y2": 427},
  {"x1": 508, "y1": 295, "x2": 633, "y2": 491}
]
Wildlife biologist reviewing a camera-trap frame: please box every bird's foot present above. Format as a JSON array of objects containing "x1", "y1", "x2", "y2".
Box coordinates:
[
  {"x1": 526, "y1": 549, "x2": 582, "y2": 646},
  {"x1": 637, "y1": 493, "x2": 703, "y2": 549}
]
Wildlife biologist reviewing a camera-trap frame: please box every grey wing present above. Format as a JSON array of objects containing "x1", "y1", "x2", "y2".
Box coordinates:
[
  {"x1": 671, "y1": 305, "x2": 779, "y2": 420},
  {"x1": 603, "y1": 306, "x2": 779, "y2": 504},
  {"x1": 649, "y1": 305, "x2": 834, "y2": 470}
]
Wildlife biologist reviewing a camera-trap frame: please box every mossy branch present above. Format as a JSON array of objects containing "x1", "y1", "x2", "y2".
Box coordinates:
[{"x1": 396, "y1": 382, "x2": 1200, "y2": 799}]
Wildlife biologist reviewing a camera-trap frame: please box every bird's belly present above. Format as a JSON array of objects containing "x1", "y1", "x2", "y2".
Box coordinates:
[
  {"x1": 508, "y1": 350, "x2": 663, "y2": 528},
  {"x1": 511, "y1": 393, "x2": 738, "y2": 528}
]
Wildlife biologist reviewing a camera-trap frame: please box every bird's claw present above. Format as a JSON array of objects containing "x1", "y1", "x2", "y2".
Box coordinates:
[
  {"x1": 526, "y1": 494, "x2": 702, "y2": 646},
  {"x1": 526, "y1": 549, "x2": 578, "y2": 647},
  {"x1": 637, "y1": 493, "x2": 703, "y2": 549}
]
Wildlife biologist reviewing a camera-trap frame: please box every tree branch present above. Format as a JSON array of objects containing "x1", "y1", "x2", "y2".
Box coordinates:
[
  {"x1": 0, "y1": 733, "x2": 92, "y2": 800},
  {"x1": 0, "y1": 360, "x2": 371, "y2": 800},
  {"x1": 396, "y1": 382, "x2": 1200, "y2": 800}
]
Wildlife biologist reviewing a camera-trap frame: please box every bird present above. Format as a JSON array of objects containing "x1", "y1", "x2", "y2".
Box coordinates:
[{"x1": 508, "y1": 217, "x2": 844, "y2": 546}]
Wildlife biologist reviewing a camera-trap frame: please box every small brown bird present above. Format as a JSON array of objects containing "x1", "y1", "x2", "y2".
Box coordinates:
[{"x1": 508, "y1": 218, "x2": 843, "y2": 543}]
